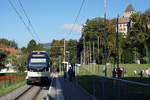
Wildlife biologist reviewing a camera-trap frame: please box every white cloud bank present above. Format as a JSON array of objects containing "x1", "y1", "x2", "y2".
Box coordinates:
[{"x1": 61, "y1": 24, "x2": 82, "y2": 33}]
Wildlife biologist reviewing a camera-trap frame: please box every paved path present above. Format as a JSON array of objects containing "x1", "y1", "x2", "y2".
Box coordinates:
[
  {"x1": 48, "y1": 75, "x2": 57, "y2": 100},
  {"x1": 56, "y1": 75, "x2": 94, "y2": 100}
]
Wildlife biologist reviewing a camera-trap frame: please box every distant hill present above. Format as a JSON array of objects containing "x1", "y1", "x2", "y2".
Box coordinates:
[{"x1": 42, "y1": 43, "x2": 51, "y2": 49}]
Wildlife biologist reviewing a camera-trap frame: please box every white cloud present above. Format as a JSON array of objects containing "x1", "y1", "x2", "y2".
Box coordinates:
[{"x1": 61, "y1": 24, "x2": 82, "y2": 33}]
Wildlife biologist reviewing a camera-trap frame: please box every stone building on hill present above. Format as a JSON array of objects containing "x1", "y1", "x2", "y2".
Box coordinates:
[
  {"x1": 118, "y1": 4, "x2": 136, "y2": 35},
  {"x1": 124, "y1": 4, "x2": 136, "y2": 18}
]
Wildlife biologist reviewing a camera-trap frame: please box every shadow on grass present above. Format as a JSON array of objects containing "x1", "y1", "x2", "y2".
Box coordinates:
[
  {"x1": 123, "y1": 77, "x2": 150, "y2": 84},
  {"x1": 78, "y1": 75, "x2": 150, "y2": 100}
]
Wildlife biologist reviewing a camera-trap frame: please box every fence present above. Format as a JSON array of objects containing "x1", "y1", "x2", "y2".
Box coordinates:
[
  {"x1": 78, "y1": 65, "x2": 150, "y2": 100},
  {"x1": 0, "y1": 75, "x2": 25, "y2": 89}
]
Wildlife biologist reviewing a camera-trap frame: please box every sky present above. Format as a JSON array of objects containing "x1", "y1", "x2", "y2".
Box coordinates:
[{"x1": 0, "y1": 0, "x2": 149, "y2": 48}]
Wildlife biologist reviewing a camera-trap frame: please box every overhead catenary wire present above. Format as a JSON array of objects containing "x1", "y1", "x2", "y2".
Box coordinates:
[
  {"x1": 65, "y1": 0, "x2": 86, "y2": 39},
  {"x1": 50, "y1": 46, "x2": 64, "y2": 47},
  {"x1": 7, "y1": 0, "x2": 40, "y2": 43},
  {"x1": 50, "y1": 45, "x2": 77, "y2": 48},
  {"x1": 50, "y1": 0, "x2": 86, "y2": 53},
  {"x1": 17, "y1": 0, "x2": 41, "y2": 43},
  {"x1": 104, "y1": 0, "x2": 107, "y2": 77},
  {"x1": 7, "y1": 0, "x2": 35, "y2": 38}
]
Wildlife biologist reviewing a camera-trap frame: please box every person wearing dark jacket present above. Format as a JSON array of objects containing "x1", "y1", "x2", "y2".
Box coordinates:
[
  {"x1": 112, "y1": 68, "x2": 116, "y2": 78},
  {"x1": 68, "y1": 67, "x2": 73, "y2": 82}
]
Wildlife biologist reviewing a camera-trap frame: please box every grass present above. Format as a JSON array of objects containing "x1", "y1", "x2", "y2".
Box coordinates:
[
  {"x1": 83, "y1": 64, "x2": 150, "y2": 77},
  {"x1": 0, "y1": 72, "x2": 27, "y2": 76},
  {"x1": 78, "y1": 67, "x2": 93, "y2": 94},
  {"x1": 0, "y1": 80, "x2": 26, "y2": 97},
  {"x1": 78, "y1": 64, "x2": 150, "y2": 100}
]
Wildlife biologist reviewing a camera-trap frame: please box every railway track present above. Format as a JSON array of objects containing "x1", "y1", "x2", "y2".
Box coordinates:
[
  {"x1": 14, "y1": 73, "x2": 55, "y2": 100},
  {"x1": 14, "y1": 85, "x2": 41, "y2": 100}
]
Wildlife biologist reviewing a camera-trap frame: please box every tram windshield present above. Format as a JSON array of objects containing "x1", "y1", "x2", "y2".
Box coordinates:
[{"x1": 29, "y1": 58, "x2": 47, "y2": 67}]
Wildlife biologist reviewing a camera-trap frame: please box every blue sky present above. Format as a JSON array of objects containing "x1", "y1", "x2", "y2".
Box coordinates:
[{"x1": 0, "y1": 0, "x2": 149, "y2": 48}]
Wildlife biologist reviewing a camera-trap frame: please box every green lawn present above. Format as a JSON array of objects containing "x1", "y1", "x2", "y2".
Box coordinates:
[
  {"x1": 82, "y1": 64, "x2": 150, "y2": 77},
  {"x1": 0, "y1": 80, "x2": 26, "y2": 96},
  {"x1": 78, "y1": 64, "x2": 150, "y2": 100}
]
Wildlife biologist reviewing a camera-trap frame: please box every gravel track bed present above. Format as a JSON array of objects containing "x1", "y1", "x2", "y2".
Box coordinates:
[
  {"x1": 0, "y1": 85, "x2": 31, "y2": 100},
  {"x1": 16, "y1": 86, "x2": 41, "y2": 100},
  {"x1": 35, "y1": 73, "x2": 56, "y2": 100},
  {"x1": 35, "y1": 87, "x2": 49, "y2": 100}
]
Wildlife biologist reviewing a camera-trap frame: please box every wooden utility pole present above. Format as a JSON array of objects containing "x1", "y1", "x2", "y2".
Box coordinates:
[
  {"x1": 64, "y1": 39, "x2": 65, "y2": 71},
  {"x1": 104, "y1": 0, "x2": 107, "y2": 77},
  {"x1": 98, "y1": 37, "x2": 100, "y2": 74},
  {"x1": 93, "y1": 41, "x2": 95, "y2": 64},
  {"x1": 90, "y1": 43, "x2": 91, "y2": 64},
  {"x1": 83, "y1": 35, "x2": 86, "y2": 64},
  {"x1": 116, "y1": 15, "x2": 119, "y2": 69}
]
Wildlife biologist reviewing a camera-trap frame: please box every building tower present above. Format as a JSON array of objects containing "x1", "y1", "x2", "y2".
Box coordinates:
[{"x1": 118, "y1": 4, "x2": 136, "y2": 35}]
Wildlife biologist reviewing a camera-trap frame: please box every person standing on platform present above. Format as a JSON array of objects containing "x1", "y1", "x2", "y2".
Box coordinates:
[
  {"x1": 112, "y1": 68, "x2": 116, "y2": 78},
  {"x1": 117, "y1": 68, "x2": 122, "y2": 78},
  {"x1": 64, "y1": 71, "x2": 67, "y2": 81},
  {"x1": 68, "y1": 67, "x2": 73, "y2": 82},
  {"x1": 140, "y1": 70, "x2": 143, "y2": 80},
  {"x1": 134, "y1": 70, "x2": 137, "y2": 77}
]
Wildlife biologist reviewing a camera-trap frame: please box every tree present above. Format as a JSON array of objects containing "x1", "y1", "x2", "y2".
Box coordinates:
[
  {"x1": 66, "y1": 39, "x2": 76, "y2": 63},
  {"x1": 0, "y1": 50, "x2": 7, "y2": 71},
  {"x1": 81, "y1": 17, "x2": 121, "y2": 64},
  {"x1": 50, "y1": 39, "x2": 64, "y2": 68},
  {"x1": 11, "y1": 55, "x2": 26, "y2": 72},
  {"x1": 128, "y1": 12, "x2": 150, "y2": 63},
  {"x1": 27, "y1": 39, "x2": 37, "y2": 53},
  {"x1": 0, "y1": 38, "x2": 18, "y2": 49},
  {"x1": 21, "y1": 47, "x2": 28, "y2": 54},
  {"x1": 49, "y1": 39, "x2": 77, "y2": 69},
  {"x1": 36, "y1": 43, "x2": 45, "y2": 51}
]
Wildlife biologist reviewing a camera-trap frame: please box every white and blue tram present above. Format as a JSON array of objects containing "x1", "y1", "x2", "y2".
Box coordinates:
[{"x1": 26, "y1": 51, "x2": 51, "y2": 85}]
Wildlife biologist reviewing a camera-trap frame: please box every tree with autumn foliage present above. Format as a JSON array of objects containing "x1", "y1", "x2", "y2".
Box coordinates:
[{"x1": 81, "y1": 17, "x2": 124, "y2": 64}]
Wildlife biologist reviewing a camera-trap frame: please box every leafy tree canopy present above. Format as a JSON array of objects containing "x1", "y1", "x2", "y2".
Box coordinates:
[
  {"x1": 0, "y1": 50, "x2": 7, "y2": 70},
  {"x1": 0, "y1": 38, "x2": 18, "y2": 49},
  {"x1": 27, "y1": 39, "x2": 37, "y2": 53}
]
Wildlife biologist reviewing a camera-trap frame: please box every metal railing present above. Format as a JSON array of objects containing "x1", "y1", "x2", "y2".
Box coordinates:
[{"x1": 78, "y1": 65, "x2": 150, "y2": 100}]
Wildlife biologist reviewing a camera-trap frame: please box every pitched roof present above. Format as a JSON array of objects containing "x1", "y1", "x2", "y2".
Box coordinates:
[{"x1": 125, "y1": 4, "x2": 135, "y2": 12}]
